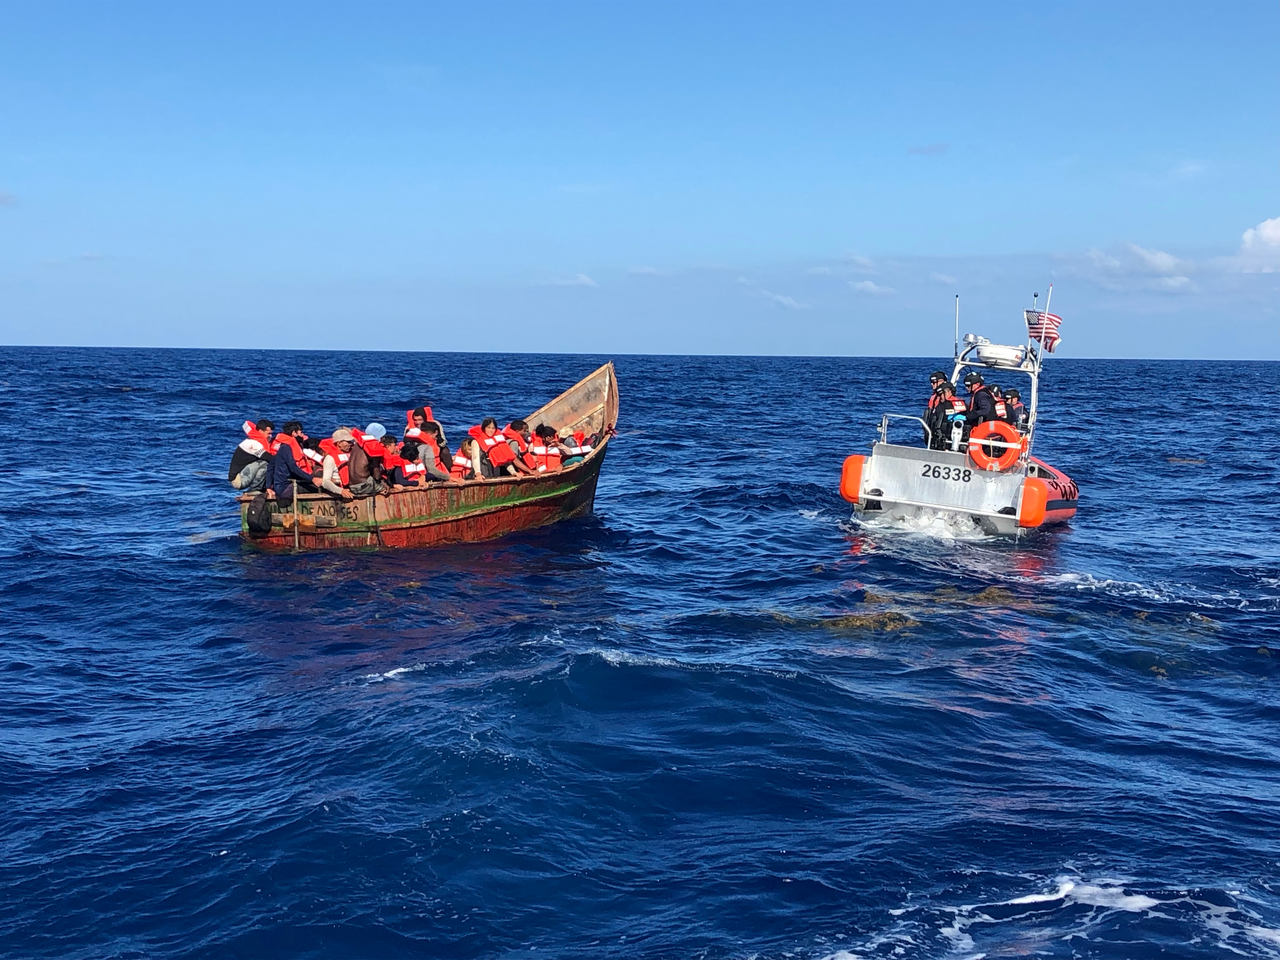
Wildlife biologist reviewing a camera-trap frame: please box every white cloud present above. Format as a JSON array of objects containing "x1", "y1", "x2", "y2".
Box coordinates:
[
  {"x1": 1239, "y1": 216, "x2": 1280, "y2": 273},
  {"x1": 930, "y1": 272, "x2": 957, "y2": 285},
  {"x1": 542, "y1": 273, "x2": 598, "y2": 287},
  {"x1": 1078, "y1": 245, "x2": 1192, "y2": 292},
  {"x1": 1128, "y1": 243, "x2": 1186, "y2": 275},
  {"x1": 843, "y1": 254, "x2": 875, "y2": 272},
  {"x1": 1168, "y1": 160, "x2": 1204, "y2": 181},
  {"x1": 762, "y1": 290, "x2": 806, "y2": 310},
  {"x1": 851, "y1": 280, "x2": 894, "y2": 296},
  {"x1": 1242, "y1": 216, "x2": 1280, "y2": 251},
  {"x1": 627, "y1": 265, "x2": 662, "y2": 276}
]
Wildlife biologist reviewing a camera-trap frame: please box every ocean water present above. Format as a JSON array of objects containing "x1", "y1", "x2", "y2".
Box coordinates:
[{"x1": 1, "y1": 347, "x2": 1278, "y2": 960}]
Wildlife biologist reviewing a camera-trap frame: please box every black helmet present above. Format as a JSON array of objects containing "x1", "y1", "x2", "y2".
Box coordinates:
[
  {"x1": 962, "y1": 371, "x2": 983, "y2": 386},
  {"x1": 1005, "y1": 388, "x2": 1020, "y2": 400},
  {"x1": 929, "y1": 370, "x2": 947, "y2": 381}
]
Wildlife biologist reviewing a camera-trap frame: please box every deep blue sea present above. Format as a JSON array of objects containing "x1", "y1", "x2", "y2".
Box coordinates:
[{"x1": 2, "y1": 348, "x2": 1279, "y2": 960}]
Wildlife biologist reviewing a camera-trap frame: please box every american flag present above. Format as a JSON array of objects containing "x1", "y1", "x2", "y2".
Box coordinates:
[{"x1": 1024, "y1": 309, "x2": 1063, "y2": 352}]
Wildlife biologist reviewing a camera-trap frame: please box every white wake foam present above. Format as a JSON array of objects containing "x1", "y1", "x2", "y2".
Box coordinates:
[{"x1": 817, "y1": 874, "x2": 1280, "y2": 960}]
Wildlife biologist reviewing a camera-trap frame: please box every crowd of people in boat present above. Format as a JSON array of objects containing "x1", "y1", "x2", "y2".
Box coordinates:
[
  {"x1": 228, "y1": 405, "x2": 599, "y2": 504},
  {"x1": 922, "y1": 369, "x2": 1027, "y2": 451}
]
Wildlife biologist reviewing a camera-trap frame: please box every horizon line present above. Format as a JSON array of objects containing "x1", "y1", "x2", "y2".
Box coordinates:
[{"x1": 1, "y1": 342, "x2": 1276, "y2": 363}]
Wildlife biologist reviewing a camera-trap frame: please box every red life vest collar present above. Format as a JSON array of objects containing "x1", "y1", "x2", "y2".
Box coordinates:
[
  {"x1": 405, "y1": 405, "x2": 435, "y2": 429},
  {"x1": 273, "y1": 433, "x2": 309, "y2": 471},
  {"x1": 502, "y1": 425, "x2": 529, "y2": 453}
]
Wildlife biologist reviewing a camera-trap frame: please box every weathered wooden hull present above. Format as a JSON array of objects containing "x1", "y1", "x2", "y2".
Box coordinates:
[
  {"x1": 239, "y1": 362, "x2": 618, "y2": 550},
  {"x1": 242, "y1": 446, "x2": 607, "y2": 550}
]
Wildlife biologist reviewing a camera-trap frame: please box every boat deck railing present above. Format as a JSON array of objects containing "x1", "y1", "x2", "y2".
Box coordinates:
[
  {"x1": 879, "y1": 413, "x2": 931, "y2": 448},
  {"x1": 877, "y1": 412, "x2": 1030, "y2": 466}
]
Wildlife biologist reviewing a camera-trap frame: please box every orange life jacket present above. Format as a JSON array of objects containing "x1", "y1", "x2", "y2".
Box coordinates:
[
  {"x1": 318, "y1": 438, "x2": 351, "y2": 485},
  {"x1": 242, "y1": 420, "x2": 275, "y2": 454},
  {"x1": 383, "y1": 451, "x2": 423, "y2": 487},
  {"x1": 993, "y1": 398, "x2": 1009, "y2": 419},
  {"x1": 524, "y1": 442, "x2": 563, "y2": 473},
  {"x1": 272, "y1": 433, "x2": 309, "y2": 473},
  {"x1": 301, "y1": 446, "x2": 324, "y2": 474},
  {"x1": 400, "y1": 460, "x2": 428, "y2": 486},
  {"x1": 405, "y1": 405, "x2": 435, "y2": 429},
  {"x1": 405, "y1": 432, "x2": 448, "y2": 475},
  {"x1": 469, "y1": 426, "x2": 516, "y2": 467},
  {"x1": 561, "y1": 431, "x2": 594, "y2": 458},
  {"x1": 450, "y1": 452, "x2": 475, "y2": 480},
  {"x1": 502, "y1": 425, "x2": 529, "y2": 455},
  {"x1": 352, "y1": 430, "x2": 387, "y2": 459}
]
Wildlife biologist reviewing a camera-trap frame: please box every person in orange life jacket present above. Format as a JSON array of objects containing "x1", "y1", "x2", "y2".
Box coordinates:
[
  {"x1": 378, "y1": 437, "x2": 418, "y2": 491},
  {"x1": 468, "y1": 418, "x2": 522, "y2": 478},
  {"x1": 1004, "y1": 388, "x2": 1027, "y2": 430},
  {"x1": 961, "y1": 371, "x2": 998, "y2": 426},
  {"x1": 320, "y1": 429, "x2": 357, "y2": 501},
  {"x1": 403, "y1": 427, "x2": 456, "y2": 483},
  {"x1": 405, "y1": 405, "x2": 449, "y2": 448},
  {"x1": 344, "y1": 423, "x2": 390, "y2": 496},
  {"x1": 450, "y1": 437, "x2": 481, "y2": 481},
  {"x1": 558, "y1": 428, "x2": 596, "y2": 465},
  {"x1": 300, "y1": 437, "x2": 326, "y2": 477},
  {"x1": 500, "y1": 420, "x2": 538, "y2": 475},
  {"x1": 398, "y1": 440, "x2": 445, "y2": 487},
  {"x1": 270, "y1": 421, "x2": 320, "y2": 504},
  {"x1": 524, "y1": 424, "x2": 566, "y2": 473},
  {"x1": 405, "y1": 421, "x2": 453, "y2": 481},
  {"x1": 988, "y1": 385, "x2": 1011, "y2": 423},
  {"x1": 926, "y1": 382, "x2": 968, "y2": 450},
  {"x1": 923, "y1": 370, "x2": 948, "y2": 417},
  {"x1": 228, "y1": 418, "x2": 275, "y2": 492}
]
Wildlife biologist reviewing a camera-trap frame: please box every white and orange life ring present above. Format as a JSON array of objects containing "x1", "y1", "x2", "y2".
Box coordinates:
[{"x1": 967, "y1": 420, "x2": 1024, "y2": 472}]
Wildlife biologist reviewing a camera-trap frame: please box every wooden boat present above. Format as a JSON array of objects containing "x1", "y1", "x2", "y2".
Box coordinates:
[{"x1": 238, "y1": 362, "x2": 619, "y2": 550}]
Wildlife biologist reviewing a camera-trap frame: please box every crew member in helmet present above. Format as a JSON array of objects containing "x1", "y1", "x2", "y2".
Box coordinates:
[
  {"x1": 1004, "y1": 388, "x2": 1027, "y2": 430},
  {"x1": 923, "y1": 370, "x2": 948, "y2": 414},
  {"x1": 926, "y1": 381, "x2": 969, "y2": 450},
  {"x1": 988, "y1": 384, "x2": 1010, "y2": 423},
  {"x1": 962, "y1": 371, "x2": 998, "y2": 425}
]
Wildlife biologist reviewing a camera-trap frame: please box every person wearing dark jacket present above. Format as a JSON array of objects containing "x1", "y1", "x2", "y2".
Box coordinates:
[
  {"x1": 271, "y1": 444, "x2": 319, "y2": 504},
  {"x1": 1004, "y1": 388, "x2": 1027, "y2": 430},
  {"x1": 926, "y1": 381, "x2": 969, "y2": 450},
  {"x1": 962, "y1": 371, "x2": 998, "y2": 425}
]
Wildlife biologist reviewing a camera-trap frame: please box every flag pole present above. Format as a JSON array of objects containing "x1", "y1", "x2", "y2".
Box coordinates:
[
  {"x1": 1026, "y1": 291, "x2": 1038, "y2": 360},
  {"x1": 1040, "y1": 282, "x2": 1054, "y2": 362}
]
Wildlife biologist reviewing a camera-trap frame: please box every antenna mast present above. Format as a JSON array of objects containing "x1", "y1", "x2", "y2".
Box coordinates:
[{"x1": 954, "y1": 294, "x2": 960, "y2": 361}]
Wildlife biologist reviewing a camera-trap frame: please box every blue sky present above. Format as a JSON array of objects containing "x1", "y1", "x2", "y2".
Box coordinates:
[{"x1": 2, "y1": 1, "x2": 1278, "y2": 357}]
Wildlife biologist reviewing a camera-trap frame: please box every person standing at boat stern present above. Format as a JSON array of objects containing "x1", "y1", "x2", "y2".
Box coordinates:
[
  {"x1": 927, "y1": 382, "x2": 968, "y2": 450},
  {"x1": 962, "y1": 372, "x2": 998, "y2": 426},
  {"x1": 921, "y1": 370, "x2": 948, "y2": 443},
  {"x1": 1004, "y1": 389, "x2": 1027, "y2": 430}
]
